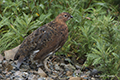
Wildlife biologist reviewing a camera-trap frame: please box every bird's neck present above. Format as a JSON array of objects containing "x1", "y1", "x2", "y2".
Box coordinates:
[{"x1": 53, "y1": 19, "x2": 66, "y2": 25}]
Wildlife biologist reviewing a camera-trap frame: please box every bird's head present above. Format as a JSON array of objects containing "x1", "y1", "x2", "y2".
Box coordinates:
[{"x1": 54, "y1": 12, "x2": 73, "y2": 23}]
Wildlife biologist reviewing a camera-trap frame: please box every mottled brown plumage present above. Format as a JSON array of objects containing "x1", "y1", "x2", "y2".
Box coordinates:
[{"x1": 14, "y1": 12, "x2": 73, "y2": 69}]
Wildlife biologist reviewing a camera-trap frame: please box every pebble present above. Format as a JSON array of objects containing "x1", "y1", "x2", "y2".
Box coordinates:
[
  {"x1": 54, "y1": 63, "x2": 63, "y2": 71},
  {"x1": 6, "y1": 72, "x2": 12, "y2": 78},
  {"x1": 0, "y1": 64, "x2": 2, "y2": 68},
  {"x1": 14, "y1": 60, "x2": 18, "y2": 64},
  {"x1": 38, "y1": 77, "x2": 46, "y2": 80},
  {"x1": 0, "y1": 75, "x2": 4, "y2": 79},
  {"x1": 0, "y1": 69, "x2": 2, "y2": 73},
  {"x1": 20, "y1": 68, "x2": 28, "y2": 72},
  {"x1": 38, "y1": 68, "x2": 47, "y2": 77},
  {"x1": 0, "y1": 61, "x2": 2, "y2": 64},
  {"x1": 10, "y1": 76, "x2": 15, "y2": 79},
  {"x1": 6, "y1": 78, "x2": 10, "y2": 80},
  {"x1": 74, "y1": 69, "x2": 81, "y2": 75},
  {"x1": 66, "y1": 71, "x2": 73, "y2": 76},
  {"x1": 69, "y1": 77, "x2": 83, "y2": 80},
  {"x1": 14, "y1": 71, "x2": 22, "y2": 77},
  {"x1": 21, "y1": 65, "x2": 30, "y2": 69},
  {"x1": 28, "y1": 75, "x2": 38, "y2": 80},
  {"x1": 22, "y1": 72, "x2": 29, "y2": 78},
  {"x1": 11, "y1": 70, "x2": 16, "y2": 73},
  {"x1": 60, "y1": 63, "x2": 66, "y2": 66},
  {"x1": 75, "y1": 64, "x2": 82, "y2": 69},
  {"x1": 64, "y1": 64, "x2": 75, "y2": 70},
  {"x1": 6, "y1": 64, "x2": 13, "y2": 71},
  {"x1": 0, "y1": 55, "x2": 101, "y2": 80},
  {"x1": 90, "y1": 69, "x2": 100, "y2": 76},
  {"x1": 2, "y1": 70, "x2": 7, "y2": 75}
]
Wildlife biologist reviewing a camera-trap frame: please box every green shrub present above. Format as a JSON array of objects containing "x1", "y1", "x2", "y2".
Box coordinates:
[{"x1": 0, "y1": 0, "x2": 120, "y2": 79}]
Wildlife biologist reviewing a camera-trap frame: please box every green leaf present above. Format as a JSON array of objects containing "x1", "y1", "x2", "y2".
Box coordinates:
[
  {"x1": 92, "y1": 57, "x2": 101, "y2": 65},
  {"x1": 112, "y1": 52, "x2": 119, "y2": 59}
]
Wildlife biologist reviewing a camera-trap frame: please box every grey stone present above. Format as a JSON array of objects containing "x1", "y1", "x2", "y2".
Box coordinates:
[{"x1": 38, "y1": 77, "x2": 46, "y2": 80}]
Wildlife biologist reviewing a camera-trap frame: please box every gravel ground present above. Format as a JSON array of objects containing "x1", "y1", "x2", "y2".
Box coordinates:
[{"x1": 0, "y1": 54, "x2": 102, "y2": 80}]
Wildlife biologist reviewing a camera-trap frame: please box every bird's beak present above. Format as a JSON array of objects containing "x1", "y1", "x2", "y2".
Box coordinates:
[
  {"x1": 71, "y1": 16, "x2": 73, "y2": 18},
  {"x1": 67, "y1": 15, "x2": 73, "y2": 20}
]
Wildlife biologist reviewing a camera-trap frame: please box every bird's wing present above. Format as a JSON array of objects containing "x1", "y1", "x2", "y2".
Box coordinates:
[{"x1": 14, "y1": 25, "x2": 55, "y2": 60}]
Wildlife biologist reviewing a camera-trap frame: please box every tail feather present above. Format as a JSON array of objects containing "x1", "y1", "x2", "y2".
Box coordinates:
[
  {"x1": 14, "y1": 52, "x2": 20, "y2": 60},
  {"x1": 16, "y1": 55, "x2": 25, "y2": 69}
]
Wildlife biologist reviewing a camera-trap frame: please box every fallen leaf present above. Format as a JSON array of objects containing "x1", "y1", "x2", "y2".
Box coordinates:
[
  {"x1": 0, "y1": 54, "x2": 3, "y2": 61},
  {"x1": 69, "y1": 77, "x2": 85, "y2": 80},
  {"x1": 6, "y1": 64, "x2": 13, "y2": 71},
  {"x1": 66, "y1": 70, "x2": 73, "y2": 76},
  {"x1": 4, "y1": 45, "x2": 20, "y2": 60},
  {"x1": 38, "y1": 68, "x2": 47, "y2": 77}
]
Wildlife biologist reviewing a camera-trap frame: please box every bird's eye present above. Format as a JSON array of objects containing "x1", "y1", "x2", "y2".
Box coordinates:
[{"x1": 64, "y1": 15, "x2": 67, "y2": 17}]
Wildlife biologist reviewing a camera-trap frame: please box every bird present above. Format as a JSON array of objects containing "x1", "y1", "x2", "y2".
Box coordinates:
[{"x1": 14, "y1": 12, "x2": 73, "y2": 69}]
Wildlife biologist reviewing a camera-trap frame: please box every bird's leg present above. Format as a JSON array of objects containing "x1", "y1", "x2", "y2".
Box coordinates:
[
  {"x1": 43, "y1": 56, "x2": 52, "y2": 72},
  {"x1": 42, "y1": 52, "x2": 56, "y2": 74}
]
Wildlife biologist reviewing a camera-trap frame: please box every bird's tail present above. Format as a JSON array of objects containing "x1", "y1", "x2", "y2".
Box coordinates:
[
  {"x1": 16, "y1": 55, "x2": 25, "y2": 69},
  {"x1": 14, "y1": 51, "x2": 20, "y2": 60}
]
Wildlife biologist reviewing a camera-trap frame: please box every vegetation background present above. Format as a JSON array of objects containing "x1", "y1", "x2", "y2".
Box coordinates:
[{"x1": 0, "y1": 0, "x2": 120, "y2": 79}]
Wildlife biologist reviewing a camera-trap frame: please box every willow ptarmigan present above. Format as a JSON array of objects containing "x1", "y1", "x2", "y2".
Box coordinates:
[{"x1": 14, "y1": 12, "x2": 73, "y2": 69}]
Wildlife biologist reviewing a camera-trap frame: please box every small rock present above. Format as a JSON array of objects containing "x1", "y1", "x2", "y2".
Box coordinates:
[
  {"x1": 11, "y1": 70, "x2": 16, "y2": 73},
  {"x1": 86, "y1": 71, "x2": 90, "y2": 75},
  {"x1": 0, "y1": 74, "x2": 4, "y2": 79},
  {"x1": 2, "y1": 60, "x2": 8, "y2": 66},
  {"x1": 29, "y1": 63, "x2": 37, "y2": 70},
  {"x1": 38, "y1": 68, "x2": 47, "y2": 77},
  {"x1": 6, "y1": 78, "x2": 11, "y2": 80},
  {"x1": 6, "y1": 64, "x2": 13, "y2": 71},
  {"x1": 14, "y1": 71, "x2": 22, "y2": 77},
  {"x1": 28, "y1": 74, "x2": 39, "y2": 80},
  {"x1": 6, "y1": 73, "x2": 11, "y2": 78},
  {"x1": 21, "y1": 64, "x2": 30, "y2": 68},
  {"x1": 14, "y1": 78, "x2": 24, "y2": 80},
  {"x1": 91, "y1": 77, "x2": 96, "y2": 80},
  {"x1": 60, "y1": 63, "x2": 66, "y2": 66},
  {"x1": 74, "y1": 69, "x2": 81, "y2": 75},
  {"x1": 14, "y1": 60, "x2": 18, "y2": 64},
  {"x1": 10, "y1": 76, "x2": 15, "y2": 79},
  {"x1": 89, "y1": 69, "x2": 101, "y2": 76},
  {"x1": 81, "y1": 74, "x2": 88, "y2": 79},
  {"x1": 72, "y1": 73, "x2": 76, "y2": 77},
  {"x1": 2, "y1": 69, "x2": 8, "y2": 75},
  {"x1": 9, "y1": 60, "x2": 14, "y2": 64},
  {"x1": 69, "y1": 77, "x2": 85, "y2": 80},
  {"x1": 65, "y1": 64, "x2": 75, "y2": 70},
  {"x1": 65, "y1": 58, "x2": 72, "y2": 64},
  {"x1": 50, "y1": 75, "x2": 59, "y2": 79},
  {"x1": 54, "y1": 63, "x2": 63, "y2": 71},
  {"x1": 0, "y1": 69, "x2": 2, "y2": 73},
  {"x1": 66, "y1": 71, "x2": 73, "y2": 76},
  {"x1": 0, "y1": 61, "x2": 2, "y2": 64},
  {"x1": 38, "y1": 77, "x2": 46, "y2": 80},
  {"x1": 46, "y1": 77, "x2": 54, "y2": 80},
  {"x1": 20, "y1": 68, "x2": 29, "y2": 72},
  {"x1": 22, "y1": 72, "x2": 29, "y2": 78},
  {"x1": 0, "y1": 64, "x2": 2, "y2": 68},
  {"x1": 12, "y1": 66, "x2": 16, "y2": 70},
  {"x1": 75, "y1": 64, "x2": 82, "y2": 69},
  {"x1": 81, "y1": 67, "x2": 90, "y2": 71}
]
